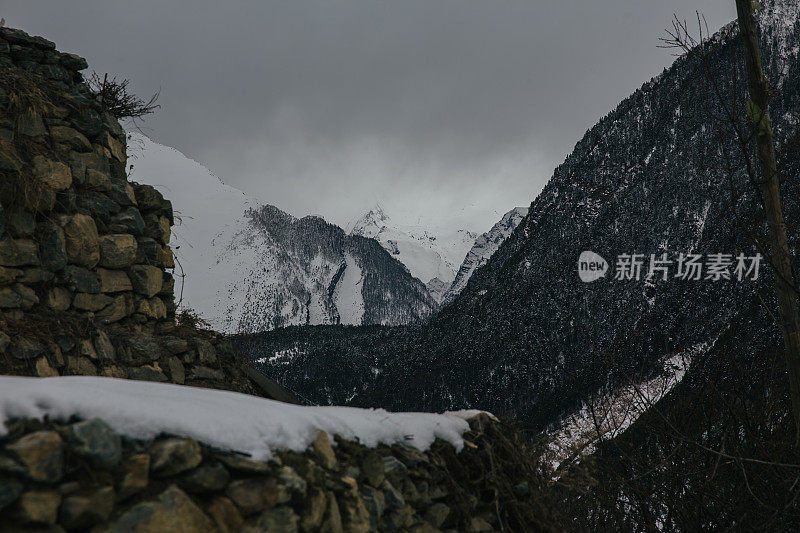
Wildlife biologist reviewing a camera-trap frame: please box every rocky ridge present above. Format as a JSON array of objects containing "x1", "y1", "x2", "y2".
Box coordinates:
[{"x1": 441, "y1": 207, "x2": 528, "y2": 305}]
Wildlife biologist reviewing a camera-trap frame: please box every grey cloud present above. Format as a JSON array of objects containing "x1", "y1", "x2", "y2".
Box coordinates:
[{"x1": 5, "y1": 0, "x2": 736, "y2": 230}]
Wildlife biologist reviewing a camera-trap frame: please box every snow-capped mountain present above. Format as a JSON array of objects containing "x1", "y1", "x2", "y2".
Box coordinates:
[
  {"x1": 126, "y1": 133, "x2": 436, "y2": 333},
  {"x1": 349, "y1": 206, "x2": 477, "y2": 302},
  {"x1": 442, "y1": 207, "x2": 528, "y2": 304}
]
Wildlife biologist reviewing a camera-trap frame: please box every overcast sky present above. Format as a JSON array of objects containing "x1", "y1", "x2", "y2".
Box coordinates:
[{"x1": 6, "y1": 1, "x2": 736, "y2": 231}]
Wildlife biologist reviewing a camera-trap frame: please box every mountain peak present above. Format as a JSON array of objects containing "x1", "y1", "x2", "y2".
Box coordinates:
[
  {"x1": 349, "y1": 205, "x2": 479, "y2": 297},
  {"x1": 349, "y1": 205, "x2": 390, "y2": 239},
  {"x1": 370, "y1": 203, "x2": 389, "y2": 220}
]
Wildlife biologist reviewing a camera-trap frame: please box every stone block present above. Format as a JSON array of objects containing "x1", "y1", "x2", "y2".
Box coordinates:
[
  {"x1": 129, "y1": 265, "x2": 163, "y2": 298},
  {"x1": 97, "y1": 268, "x2": 132, "y2": 293},
  {"x1": 33, "y1": 155, "x2": 72, "y2": 190},
  {"x1": 61, "y1": 265, "x2": 100, "y2": 293},
  {"x1": 167, "y1": 356, "x2": 185, "y2": 385},
  {"x1": 132, "y1": 184, "x2": 165, "y2": 211},
  {"x1": 0, "y1": 238, "x2": 40, "y2": 267},
  {"x1": 34, "y1": 357, "x2": 58, "y2": 377},
  {"x1": 95, "y1": 294, "x2": 130, "y2": 324},
  {"x1": 195, "y1": 339, "x2": 217, "y2": 365},
  {"x1": 103, "y1": 131, "x2": 125, "y2": 162},
  {"x1": 19, "y1": 267, "x2": 54, "y2": 284},
  {"x1": 110, "y1": 207, "x2": 145, "y2": 235},
  {"x1": 39, "y1": 223, "x2": 66, "y2": 271},
  {"x1": 0, "y1": 266, "x2": 23, "y2": 284},
  {"x1": 59, "y1": 486, "x2": 115, "y2": 530},
  {"x1": 6, "y1": 207, "x2": 35, "y2": 237},
  {"x1": 63, "y1": 214, "x2": 99, "y2": 268},
  {"x1": 144, "y1": 213, "x2": 171, "y2": 245},
  {"x1": 114, "y1": 485, "x2": 215, "y2": 532},
  {"x1": 66, "y1": 355, "x2": 97, "y2": 376},
  {"x1": 59, "y1": 52, "x2": 88, "y2": 70},
  {"x1": 49, "y1": 125, "x2": 91, "y2": 151},
  {"x1": 7, "y1": 431, "x2": 63, "y2": 483},
  {"x1": 10, "y1": 337, "x2": 43, "y2": 359},
  {"x1": 137, "y1": 297, "x2": 167, "y2": 320},
  {"x1": 94, "y1": 330, "x2": 116, "y2": 361},
  {"x1": 85, "y1": 169, "x2": 111, "y2": 190},
  {"x1": 44, "y1": 286, "x2": 72, "y2": 311},
  {"x1": 67, "y1": 419, "x2": 122, "y2": 470},
  {"x1": 108, "y1": 180, "x2": 137, "y2": 207},
  {"x1": 15, "y1": 490, "x2": 60, "y2": 524},
  {"x1": 0, "y1": 287, "x2": 21, "y2": 308},
  {"x1": 73, "y1": 292, "x2": 113, "y2": 312},
  {"x1": 13, "y1": 283, "x2": 38, "y2": 309},
  {"x1": 128, "y1": 363, "x2": 169, "y2": 383},
  {"x1": 69, "y1": 150, "x2": 109, "y2": 183},
  {"x1": 16, "y1": 111, "x2": 46, "y2": 138},
  {"x1": 118, "y1": 454, "x2": 150, "y2": 500},
  {"x1": 157, "y1": 245, "x2": 174, "y2": 268},
  {"x1": 98, "y1": 234, "x2": 137, "y2": 268}
]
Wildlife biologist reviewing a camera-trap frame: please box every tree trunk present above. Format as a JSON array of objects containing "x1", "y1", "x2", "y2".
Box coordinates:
[{"x1": 735, "y1": 0, "x2": 800, "y2": 441}]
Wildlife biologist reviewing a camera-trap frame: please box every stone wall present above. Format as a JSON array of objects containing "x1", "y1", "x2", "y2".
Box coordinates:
[
  {"x1": 0, "y1": 415, "x2": 558, "y2": 532},
  {"x1": 0, "y1": 27, "x2": 289, "y2": 399},
  {"x1": 0, "y1": 28, "x2": 172, "y2": 324}
]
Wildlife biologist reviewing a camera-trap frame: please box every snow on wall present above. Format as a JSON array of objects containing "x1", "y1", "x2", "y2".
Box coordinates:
[{"x1": 0, "y1": 376, "x2": 483, "y2": 460}]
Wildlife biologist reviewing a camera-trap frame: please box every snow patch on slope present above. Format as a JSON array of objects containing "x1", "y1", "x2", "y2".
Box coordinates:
[
  {"x1": 255, "y1": 345, "x2": 307, "y2": 366},
  {"x1": 0, "y1": 376, "x2": 482, "y2": 460},
  {"x1": 126, "y1": 132, "x2": 258, "y2": 329},
  {"x1": 334, "y1": 254, "x2": 365, "y2": 325},
  {"x1": 193, "y1": 212, "x2": 344, "y2": 333},
  {"x1": 543, "y1": 343, "x2": 708, "y2": 473}
]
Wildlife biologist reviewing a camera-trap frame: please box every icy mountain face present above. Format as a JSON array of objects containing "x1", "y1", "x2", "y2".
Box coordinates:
[
  {"x1": 442, "y1": 207, "x2": 528, "y2": 304},
  {"x1": 349, "y1": 206, "x2": 477, "y2": 303},
  {"x1": 230, "y1": 207, "x2": 436, "y2": 333},
  {"x1": 127, "y1": 134, "x2": 436, "y2": 333}
]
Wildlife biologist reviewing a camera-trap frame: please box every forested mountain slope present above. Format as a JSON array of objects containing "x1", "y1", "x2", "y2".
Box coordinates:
[{"x1": 245, "y1": 0, "x2": 800, "y2": 433}]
